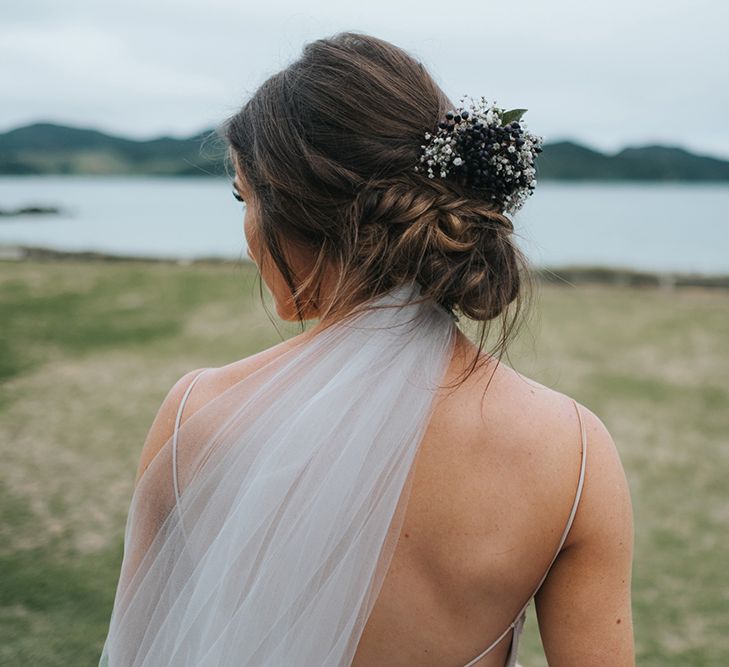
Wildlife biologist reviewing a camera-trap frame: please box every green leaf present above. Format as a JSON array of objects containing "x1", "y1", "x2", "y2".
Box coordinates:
[{"x1": 500, "y1": 108, "x2": 528, "y2": 125}]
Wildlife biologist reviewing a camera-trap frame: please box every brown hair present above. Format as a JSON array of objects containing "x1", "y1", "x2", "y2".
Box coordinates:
[{"x1": 220, "y1": 30, "x2": 536, "y2": 391}]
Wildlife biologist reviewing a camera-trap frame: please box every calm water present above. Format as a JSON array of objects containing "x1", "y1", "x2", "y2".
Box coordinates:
[{"x1": 0, "y1": 176, "x2": 727, "y2": 274}]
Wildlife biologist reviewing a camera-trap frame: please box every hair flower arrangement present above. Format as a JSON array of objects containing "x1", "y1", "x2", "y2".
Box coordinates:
[{"x1": 414, "y1": 94, "x2": 544, "y2": 214}]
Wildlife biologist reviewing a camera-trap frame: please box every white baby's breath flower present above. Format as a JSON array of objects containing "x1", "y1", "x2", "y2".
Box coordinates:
[{"x1": 415, "y1": 93, "x2": 543, "y2": 213}]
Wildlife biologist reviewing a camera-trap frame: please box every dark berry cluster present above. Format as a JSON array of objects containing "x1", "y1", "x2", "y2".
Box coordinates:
[{"x1": 414, "y1": 95, "x2": 544, "y2": 214}]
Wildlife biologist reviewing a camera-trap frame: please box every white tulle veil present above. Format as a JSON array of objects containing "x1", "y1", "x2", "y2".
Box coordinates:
[{"x1": 99, "y1": 280, "x2": 458, "y2": 666}]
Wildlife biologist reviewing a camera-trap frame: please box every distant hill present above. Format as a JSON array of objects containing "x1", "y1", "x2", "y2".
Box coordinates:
[
  {"x1": 0, "y1": 122, "x2": 227, "y2": 177},
  {"x1": 537, "y1": 140, "x2": 729, "y2": 181},
  {"x1": 1, "y1": 122, "x2": 728, "y2": 181}
]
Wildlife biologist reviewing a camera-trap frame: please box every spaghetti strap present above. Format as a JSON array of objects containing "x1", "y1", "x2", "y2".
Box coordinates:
[
  {"x1": 171, "y1": 368, "x2": 209, "y2": 538},
  {"x1": 523, "y1": 398, "x2": 587, "y2": 602},
  {"x1": 460, "y1": 398, "x2": 588, "y2": 667}
]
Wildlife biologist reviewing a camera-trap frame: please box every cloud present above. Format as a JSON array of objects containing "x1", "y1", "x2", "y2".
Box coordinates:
[{"x1": 1, "y1": 0, "x2": 727, "y2": 158}]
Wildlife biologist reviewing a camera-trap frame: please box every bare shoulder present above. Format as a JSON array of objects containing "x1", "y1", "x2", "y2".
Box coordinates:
[
  {"x1": 492, "y1": 360, "x2": 633, "y2": 550},
  {"x1": 467, "y1": 359, "x2": 635, "y2": 663},
  {"x1": 133, "y1": 333, "x2": 306, "y2": 487},
  {"x1": 534, "y1": 394, "x2": 635, "y2": 663},
  {"x1": 134, "y1": 366, "x2": 210, "y2": 485},
  {"x1": 450, "y1": 354, "x2": 585, "y2": 469},
  {"x1": 446, "y1": 345, "x2": 632, "y2": 550},
  {"x1": 563, "y1": 400, "x2": 634, "y2": 551},
  {"x1": 483, "y1": 364, "x2": 635, "y2": 663}
]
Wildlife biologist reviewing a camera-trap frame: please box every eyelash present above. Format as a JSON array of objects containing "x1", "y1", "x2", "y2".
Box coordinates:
[{"x1": 232, "y1": 189, "x2": 245, "y2": 203}]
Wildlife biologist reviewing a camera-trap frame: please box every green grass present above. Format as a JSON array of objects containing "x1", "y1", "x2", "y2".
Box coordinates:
[{"x1": 1, "y1": 259, "x2": 727, "y2": 666}]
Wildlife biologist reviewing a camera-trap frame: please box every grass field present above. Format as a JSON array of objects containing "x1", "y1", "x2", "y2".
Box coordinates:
[{"x1": 0, "y1": 258, "x2": 727, "y2": 666}]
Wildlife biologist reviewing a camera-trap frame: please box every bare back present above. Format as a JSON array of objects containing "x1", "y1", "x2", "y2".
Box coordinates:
[
  {"x1": 349, "y1": 331, "x2": 587, "y2": 666},
  {"x1": 174, "y1": 328, "x2": 634, "y2": 667}
]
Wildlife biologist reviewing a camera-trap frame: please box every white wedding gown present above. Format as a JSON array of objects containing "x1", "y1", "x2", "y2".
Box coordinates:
[{"x1": 98, "y1": 280, "x2": 462, "y2": 666}]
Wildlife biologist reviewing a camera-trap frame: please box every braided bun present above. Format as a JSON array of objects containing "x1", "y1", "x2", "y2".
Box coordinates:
[
  {"x1": 350, "y1": 176, "x2": 524, "y2": 321},
  {"x1": 222, "y1": 30, "x2": 535, "y2": 389}
]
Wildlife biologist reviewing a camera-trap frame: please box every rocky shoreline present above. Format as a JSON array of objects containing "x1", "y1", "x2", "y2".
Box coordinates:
[
  {"x1": 0, "y1": 205, "x2": 63, "y2": 217},
  {"x1": 1, "y1": 243, "x2": 727, "y2": 290}
]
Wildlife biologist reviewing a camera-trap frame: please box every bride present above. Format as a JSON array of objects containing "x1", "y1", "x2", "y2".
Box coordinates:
[{"x1": 99, "y1": 31, "x2": 635, "y2": 667}]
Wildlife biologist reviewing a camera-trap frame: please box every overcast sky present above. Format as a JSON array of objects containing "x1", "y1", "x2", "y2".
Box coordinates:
[{"x1": 2, "y1": 0, "x2": 727, "y2": 159}]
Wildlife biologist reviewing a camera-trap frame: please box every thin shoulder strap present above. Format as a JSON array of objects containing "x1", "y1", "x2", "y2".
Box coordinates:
[
  {"x1": 172, "y1": 368, "x2": 209, "y2": 523},
  {"x1": 460, "y1": 398, "x2": 588, "y2": 667},
  {"x1": 526, "y1": 398, "x2": 587, "y2": 598}
]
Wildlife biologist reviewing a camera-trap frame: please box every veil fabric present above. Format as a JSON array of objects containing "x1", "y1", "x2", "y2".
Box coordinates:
[{"x1": 99, "y1": 280, "x2": 458, "y2": 666}]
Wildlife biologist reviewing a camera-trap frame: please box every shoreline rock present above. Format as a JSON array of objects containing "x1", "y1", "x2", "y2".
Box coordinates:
[
  {"x1": 0, "y1": 205, "x2": 63, "y2": 217},
  {"x1": 1, "y1": 244, "x2": 727, "y2": 289}
]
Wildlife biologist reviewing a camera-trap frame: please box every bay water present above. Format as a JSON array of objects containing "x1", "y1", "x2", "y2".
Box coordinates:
[{"x1": 0, "y1": 176, "x2": 726, "y2": 275}]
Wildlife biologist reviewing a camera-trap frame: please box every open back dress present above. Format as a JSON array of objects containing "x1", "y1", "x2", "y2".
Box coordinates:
[{"x1": 98, "y1": 280, "x2": 588, "y2": 667}]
